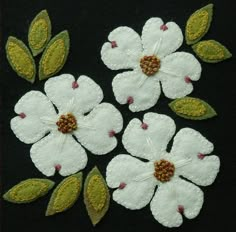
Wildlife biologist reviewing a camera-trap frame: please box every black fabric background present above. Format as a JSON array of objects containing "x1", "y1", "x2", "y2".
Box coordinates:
[{"x1": 0, "y1": 0, "x2": 236, "y2": 231}]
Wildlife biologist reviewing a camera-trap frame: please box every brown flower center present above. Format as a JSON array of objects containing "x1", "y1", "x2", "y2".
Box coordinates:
[
  {"x1": 56, "y1": 113, "x2": 77, "y2": 134},
  {"x1": 140, "y1": 55, "x2": 161, "y2": 76},
  {"x1": 154, "y1": 159, "x2": 175, "y2": 182}
]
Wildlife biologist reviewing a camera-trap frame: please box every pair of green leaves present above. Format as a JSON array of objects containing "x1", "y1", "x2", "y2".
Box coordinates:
[
  {"x1": 185, "y1": 4, "x2": 232, "y2": 63},
  {"x1": 6, "y1": 10, "x2": 70, "y2": 83},
  {"x1": 3, "y1": 167, "x2": 109, "y2": 226}
]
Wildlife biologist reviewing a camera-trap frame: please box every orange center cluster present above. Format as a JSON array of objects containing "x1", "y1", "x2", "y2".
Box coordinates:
[
  {"x1": 56, "y1": 113, "x2": 77, "y2": 134},
  {"x1": 140, "y1": 55, "x2": 161, "y2": 76},
  {"x1": 154, "y1": 159, "x2": 175, "y2": 182}
]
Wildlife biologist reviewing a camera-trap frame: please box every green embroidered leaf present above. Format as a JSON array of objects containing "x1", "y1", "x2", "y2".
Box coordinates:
[
  {"x1": 169, "y1": 97, "x2": 217, "y2": 120},
  {"x1": 28, "y1": 9, "x2": 52, "y2": 56},
  {"x1": 5, "y1": 36, "x2": 36, "y2": 83},
  {"x1": 3, "y1": 179, "x2": 54, "y2": 203},
  {"x1": 46, "y1": 172, "x2": 82, "y2": 216},
  {"x1": 185, "y1": 4, "x2": 213, "y2": 45},
  {"x1": 192, "y1": 40, "x2": 232, "y2": 63},
  {"x1": 84, "y1": 166, "x2": 110, "y2": 226},
  {"x1": 39, "y1": 30, "x2": 70, "y2": 80}
]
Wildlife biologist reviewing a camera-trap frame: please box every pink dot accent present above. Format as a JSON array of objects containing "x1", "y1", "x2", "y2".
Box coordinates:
[
  {"x1": 184, "y1": 76, "x2": 192, "y2": 83},
  {"x1": 141, "y1": 123, "x2": 148, "y2": 130},
  {"x1": 198, "y1": 153, "x2": 205, "y2": 160},
  {"x1": 127, "y1": 96, "x2": 134, "y2": 105},
  {"x1": 177, "y1": 205, "x2": 184, "y2": 214},
  {"x1": 109, "y1": 130, "x2": 116, "y2": 137},
  {"x1": 111, "y1": 41, "x2": 118, "y2": 48},
  {"x1": 19, "y1": 112, "x2": 26, "y2": 118},
  {"x1": 118, "y1": 182, "x2": 126, "y2": 189},
  {"x1": 160, "y1": 24, "x2": 168, "y2": 31},
  {"x1": 72, "y1": 81, "x2": 79, "y2": 89},
  {"x1": 55, "y1": 164, "x2": 61, "y2": 171}
]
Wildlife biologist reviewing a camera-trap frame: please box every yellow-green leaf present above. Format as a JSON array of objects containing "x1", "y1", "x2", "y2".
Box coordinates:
[
  {"x1": 39, "y1": 30, "x2": 70, "y2": 80},
  {"x1": 192, "y1": 40, "x2": 232, "y2": 63},
  {"x1": 46, "y1": 172, "x2": 82, "y2": 216},
  {"x1": 185, "y1": 4, "x2": 213, "y2": 45},
  {"x1": 3, "y1": 179, "x2": 54, "y2": 203},
  {"x1": 84, "y1": 167, "x2": 110, "y2": 226},
  {"x1": 169, "y1": 97, "x2": 217, "y2": 120},
  {"x1": 28, "y1": 9, "x2": 52, "y2": 56},
  {"x1": 6, "y1": 36, "x2": 36, "y2": 83}
]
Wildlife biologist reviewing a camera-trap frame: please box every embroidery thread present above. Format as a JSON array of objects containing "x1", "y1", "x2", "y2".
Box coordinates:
[
  {"x1": 101, "y1": 17, "x2": 202, "y2": 112},
  {"x1": 192, "y1": 40, "x2": 232, "y2": 63},
  {"x1": 185, "y1": 4, "x2": 213, "y2": 45},
  {"x1": 185, "y1": 4, "x2": 232, "y2": 63},
  {"x1": 46, "y1": 172, "x2": 82, "y2": 216},
  {"x1": 169, "y1": 97, "x2": 217, "y2": 120},
  {"x1": 39, "y1": 31, "x2": 70, "y2": 80},
  {"x1": 10, "y1": 74, "x2": 123, "y2": 176},
  {"x1": 28, "y1": 10, "x2": 52, "y2": 56},
  {"x1": 106, "y1": 113, "x2": 220, "y2": 228},
  {"x1": 84, "y1": 167, "x2": 110, "y2": 226},
  {"x1": 5, "y1": 10, "x2": 70, "y2": 83},
  {"x1": 3, "y1": 4, "x2": 230, "y2": 227},
  {"x1": 3, "y1": 179, "x2": 54, "y2": 203},
  {"x1": 6, "y1": 36, "x2": 36, "y2": 83}
]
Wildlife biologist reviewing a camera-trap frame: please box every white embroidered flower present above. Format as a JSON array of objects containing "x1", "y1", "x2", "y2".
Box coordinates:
[
  {"x1": 101, "y1": 18, "x2": 202, "y2": 112},
  {"x1": 11, "y1": 74, "x2": 123, "y2": 177},
  {"x1": 106, "y1": 113, "x2": 220, "y2": 228}
]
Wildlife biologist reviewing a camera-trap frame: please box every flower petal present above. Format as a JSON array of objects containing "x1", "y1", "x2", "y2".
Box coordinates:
[
  {"x1": 171, "y1": 128, "x2": 219, "y2": 186},
  {"x1": 171, "y1": 128, "x2": 214, "y2": 158},
  {"x1": 44, "y1": 74, "x2": 103, "y2": 115},
  {"x1": 10, "y1": 91, "x2": 57, "y2": 144},
  {"x1": 74, "y1": 103, "x2": 123, "y2": 155},
  {"x1": 112, "y1": 71, "x2": 161, "y2": 112},
  {"x1": 150, "y1": 178, "x2": 203, "y2": 228},
  {"x1": 101, "y1": 27, "x2": 142, "y2": 70},
  {"x1": 142, "y1": 18, "x2": 183, "y2": 58},
  {"x1": 106, "y1": 155, "x2": 156, "y2": 210},
  {"x1": 159, "y1": 52, "x2": 202, "y2": 99},
  {"x1": 30, "y1": 132, "x2": 87, "y2": 176},
  {"x1": 123, "y1": 113, "x2": 176, "y2": 161},
  {"x1": 178, "y1": 156, "x2": 220, "y2": 186},
  {"x1": 106, "y1": 154, "x2": 154, "y2": 187}
]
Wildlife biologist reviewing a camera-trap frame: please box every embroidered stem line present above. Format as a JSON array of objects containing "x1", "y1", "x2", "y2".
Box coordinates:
[{"x1": 153, "y1": 37, "x2": 163, "y2": 55}]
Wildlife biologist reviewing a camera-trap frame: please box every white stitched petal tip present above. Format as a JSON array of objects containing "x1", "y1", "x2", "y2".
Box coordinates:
[
  {"x1": 101, "y1": 17, "x2": 201, "y2": 112},
  {"x1": 106, "y1": 112, "x2": 220, "y2": 227},
  {"x1": 11, "y1": 74, "x2": 123, "y2": 176}
]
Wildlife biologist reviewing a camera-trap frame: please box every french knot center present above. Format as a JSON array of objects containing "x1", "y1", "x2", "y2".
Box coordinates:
[
  {"x1": 56, "y1": 113, "x2": 77, "y2": 134},
  {"x1": 140, "y1": 55, "x2": 161, "y2": 76},
  {"x1": 154, "y1": 159, "x2": 175, "y2": 182}
]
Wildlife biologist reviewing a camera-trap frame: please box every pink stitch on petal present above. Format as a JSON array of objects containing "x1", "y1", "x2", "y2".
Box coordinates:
[
  {"x1": 118, "y1": 182, "x2": 126, "y2": 189},
  {"x1": 55, "y1": 164, "x2": 61, "y2": 171},
  {"x1": 19, "y1": 112, "x2": 26, "y2": 118},
  {"x1": 198, "y1": 153, "x2": 205, "y2": 160},
  {"x1": 184, "y1": 76, "x2": 192, "y2": 83},
  {"x1": 141, "y1": 123, "x2": 148, "y2": 130},
  {"x1": 177, "y1": 205, "x2": 184, "y2": 214},
  {"x1": 160, "y1": 24, "x2": 168, "y2": 31},
  {"x1": 127, "y1": 96, "x2": 134, "y2": 105},
  {"x1": 111, "y1": 41, "x2": 118, "y2": 48},
  {"x1": 72, "y1": 81, "x2": 79, "y2": 89},
  {"x1": 109, "y1": 130, "x2": 116, "y2": 137}
]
